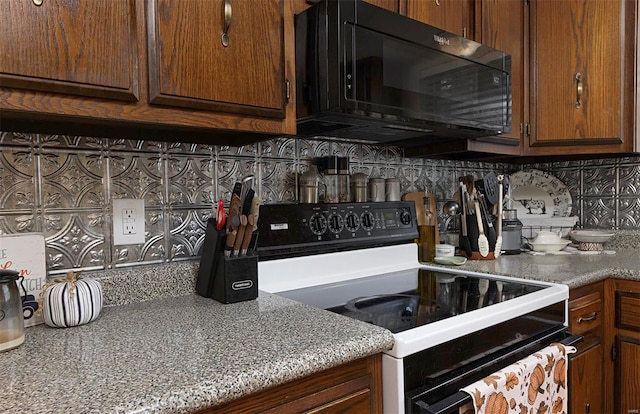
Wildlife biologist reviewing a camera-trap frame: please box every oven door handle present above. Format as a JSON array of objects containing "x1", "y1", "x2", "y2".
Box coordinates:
[{"x1": 413, "y1": 333, "x2": 583, "y2": 414}]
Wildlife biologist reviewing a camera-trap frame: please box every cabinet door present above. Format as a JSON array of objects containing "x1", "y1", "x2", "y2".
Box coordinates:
[
  {"x1": 404, "y1": 0, "x2": 469, "y2": 37},
  {"x1": 570, "y1": 343, "x2": 604, "y2": 414},
  {"x1": 616, "y1": 336, "x2": 640, "y2": 414},
  {"x1": 528, "y1": 0, "x2": 634, "y2": 153},
  {"x1": 147, "y1": 0, "x2": 286, "y2": 119},
  {"x1": 475, "y1": 0, "x2": 525, "y2": 145},
  {"x1": 0, "y1": 0, "x2": 139, "y2": 101}
]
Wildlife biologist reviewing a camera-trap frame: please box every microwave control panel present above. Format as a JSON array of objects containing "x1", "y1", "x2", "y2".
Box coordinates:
[{"x1": 256, "y1": 202, "x2": 418, "y2": 259}]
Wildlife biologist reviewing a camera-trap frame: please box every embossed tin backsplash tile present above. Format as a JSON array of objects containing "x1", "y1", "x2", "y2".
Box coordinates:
[{"x1": 2, "y1": 130, "x2": 640, "y2": 275}]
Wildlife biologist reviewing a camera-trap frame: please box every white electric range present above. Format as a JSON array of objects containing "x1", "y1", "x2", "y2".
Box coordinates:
[{"x1": 256, "y1": 202, "x2": 575, "y2": 413}]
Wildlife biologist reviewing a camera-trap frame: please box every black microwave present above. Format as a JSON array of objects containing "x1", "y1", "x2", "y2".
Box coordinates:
[{"x1": 295, "y1": 0, "x2": 512, "y2": 149}]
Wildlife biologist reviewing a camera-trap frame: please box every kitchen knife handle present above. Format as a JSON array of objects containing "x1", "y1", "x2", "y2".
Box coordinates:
[
  {"x1": 240, "y1": 214, "x2": 254, "y2": 255},
  {"x1": 225, "y1": 230, "x2": 237, "y2": 257},
  {"x1": 226, "y1": 193, "x2": 241, "y2": 232},
  {"x1": 233, "y1": 214, "x2": 247, "y2": 255},
  {"x1": 249, "y1": 196, "x2": 261, "y2": 231}
]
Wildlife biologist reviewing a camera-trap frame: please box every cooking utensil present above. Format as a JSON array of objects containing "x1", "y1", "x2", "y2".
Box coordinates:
[
  {"x1": 233, "y1": 214, "x2": 247, "y2": 256},
  {"x1": 443, "y1": 200, "x2": 459, "y2": 216},
  {"x1": 241, "y1": 188, "x2": 255, "y2": 216},
  {"x1": 215, "y1": 199, "x2": 226, "y2": 231},
  {"x1": 459, "y1": 182, "x2": 473, "y2": 257},
  {"x1": 225, "y1": 229, "x2": 237, "y2": 257},
  {"x1": 239, "y1": 175, "x2": 254, "y2": 204},
  {"x1": 240, "y1": 214, "x2": 255, "y2": 256},
  {"x1": 226, "y1": 193, "x2": 242, "y2": 232},
  {"x1": 478, "y1": 193, "x2": 497, "y2": 253},
  {"x1": 476, "y1": 172, "x2": 499, "y2": 206},
  {"x1": 474, "y1": 194, "x2": 489, "y2": 257},
  {"x1": 494, "y1": 175, "x2": 504, "y2": 257},
  {"x1": 249, "y1": 196, "x2": 261, "y2": 232}
]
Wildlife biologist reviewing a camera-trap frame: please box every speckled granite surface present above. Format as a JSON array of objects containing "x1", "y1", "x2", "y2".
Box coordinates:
[
  {"x1": 4, "y1": 232, "x2": 638, "y2": 413},
  {"x1": 432, "y1": 248, "x2": 640, "y2": 288},
  {"x1": 1, "y1": 293, "x2": 394, "y2": 413}
]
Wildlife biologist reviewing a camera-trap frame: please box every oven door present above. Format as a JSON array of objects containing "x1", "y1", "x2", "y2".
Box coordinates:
[{"x1": 407, "y1": 326, "x2": 582, "y2": 414}]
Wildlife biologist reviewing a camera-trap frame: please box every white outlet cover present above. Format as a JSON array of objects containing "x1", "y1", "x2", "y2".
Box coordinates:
[{"x1": 113, "y1": 198, "x2": 145, "y2": 246}]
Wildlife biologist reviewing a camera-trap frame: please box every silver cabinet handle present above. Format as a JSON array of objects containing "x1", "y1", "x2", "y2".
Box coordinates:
[
  {"x1": 33, "y1": 0, "x2": 43, "y2": 5},
  {"x1": 575, "y1": 72, "x2": 583, "y2": 108},
  {"x1": 577, "y1": 311, "x2": 597, "y2": 323},
  {"x1": 221, "y1": 0, "x2": 232, "y2": 47}
]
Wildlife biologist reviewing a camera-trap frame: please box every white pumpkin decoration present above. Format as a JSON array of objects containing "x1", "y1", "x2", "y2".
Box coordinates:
[{"x1": 39, "y1": 271, "x2": 103, "y2": 328}]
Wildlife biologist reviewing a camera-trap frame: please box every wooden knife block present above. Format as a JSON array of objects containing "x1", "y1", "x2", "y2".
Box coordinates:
[{"x1": 402, "y1": 192, "x2": 439, "y2": 244}]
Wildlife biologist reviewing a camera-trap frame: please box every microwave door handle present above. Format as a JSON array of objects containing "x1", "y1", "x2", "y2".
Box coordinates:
[{"x1": 413, "y1": 392, "x2": 472, "y2": 414}]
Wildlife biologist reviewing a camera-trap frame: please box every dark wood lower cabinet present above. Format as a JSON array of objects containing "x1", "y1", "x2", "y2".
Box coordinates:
[
  {"x1": 198, "y1": 354, "x2": 383, "y2": 413},
  {"x1": 616, "y1": 335, "x2": 640, "y2": 414},
  {"x1": 569, "y1": 281, "x2": 605, "y2": 414},
  {"x1": 569, "y1": 343, "x2": 603, "y2": 414}
]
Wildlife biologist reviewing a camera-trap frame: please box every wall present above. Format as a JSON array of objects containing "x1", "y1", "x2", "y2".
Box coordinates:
[{"x1": 2, "y1": 131, "x2": 639, "y2": 275}]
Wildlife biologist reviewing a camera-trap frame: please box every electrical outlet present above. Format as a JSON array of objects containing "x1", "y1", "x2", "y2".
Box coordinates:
[{"x1": 113, "y1": 199, "x2": 145, "y2": 245}]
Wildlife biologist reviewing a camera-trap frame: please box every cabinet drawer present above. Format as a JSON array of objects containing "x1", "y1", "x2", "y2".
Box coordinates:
[
  {"x1": 569, "y1": 296, "x2": 602, "y2": 335},
  {"x1": 616, "y1": 290, "x2": 640, "y2": 331}
]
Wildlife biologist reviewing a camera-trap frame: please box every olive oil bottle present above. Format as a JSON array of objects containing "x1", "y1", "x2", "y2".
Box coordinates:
[{"x1": 418, "y1": 195, "x2": 437, "y2": 263}]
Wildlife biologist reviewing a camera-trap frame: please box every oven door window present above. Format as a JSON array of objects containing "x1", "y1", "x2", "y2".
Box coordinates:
[{"x1": 344, "y1": 23, "x2": 510, "y2": 131}]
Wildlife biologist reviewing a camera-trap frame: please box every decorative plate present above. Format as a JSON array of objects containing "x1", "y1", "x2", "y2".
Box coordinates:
[
  {"x1": 569, "y1": 230, "x2": 615, "y2": 243},
  {"x1": 508, "y1": 169, "x2": 572, "y2": 218}
]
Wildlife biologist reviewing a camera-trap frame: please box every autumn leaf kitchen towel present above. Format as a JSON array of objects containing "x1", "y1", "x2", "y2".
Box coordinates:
[{"x1": 460, "y1": 343, "x2": 577, "y2": 414}]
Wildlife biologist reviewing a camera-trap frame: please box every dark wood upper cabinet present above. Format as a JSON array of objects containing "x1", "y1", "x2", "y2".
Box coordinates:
[
  {"x1": 147, "y1": 0, "x2": 287, "y2": 119},
  {"x1": 476, "y1": 0, "x2": 525, "y2": 145},
  {"x1": 527, "y1": 0, "x2": 637, "y2": 156},
  {"x1": 403, "y1": 0, "x2": 471, "y2": 38},
  {"x1": 0, "y1": 0, "x2": 139, "y2": 102}
]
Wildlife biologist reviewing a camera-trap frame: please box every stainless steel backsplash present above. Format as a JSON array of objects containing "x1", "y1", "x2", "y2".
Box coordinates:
[{"x1": 1, "y1": 131, "x2": 638, "y2": 274}]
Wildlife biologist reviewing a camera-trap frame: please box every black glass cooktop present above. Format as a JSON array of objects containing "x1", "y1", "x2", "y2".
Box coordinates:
[{"x1": 278, "y1": 268, "x2": 544, "y2": 333}]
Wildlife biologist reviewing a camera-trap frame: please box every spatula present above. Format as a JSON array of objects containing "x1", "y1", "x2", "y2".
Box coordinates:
[
  {"x1": 494, "y1": 175, "x2": 504, "y2": 257},
  {"x1": 473, "y1": 193, "x2": 489, "y2": 257}
]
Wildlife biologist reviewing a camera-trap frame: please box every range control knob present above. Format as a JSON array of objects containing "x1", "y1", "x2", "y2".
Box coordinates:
[
  {"x1": 328, "y1": 212, "x2": 344, "y2": 234},
  {"x1": 399, "y1": 208, "x2": 412, "y2": 226},
  {"x1": 344, "y1": 212, "x2": 360, "y2": 232},
  {"x1": 309, "y1": 213, "x2": 327, "y2": 235},
  {"x1": 361, "y1": 211, "x2": 375, "y2": 231}
]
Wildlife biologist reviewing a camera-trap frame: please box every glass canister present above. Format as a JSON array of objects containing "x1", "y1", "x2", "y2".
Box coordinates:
[{"x1": 0, "y1": 269, "x2": 25, "y2": 352}]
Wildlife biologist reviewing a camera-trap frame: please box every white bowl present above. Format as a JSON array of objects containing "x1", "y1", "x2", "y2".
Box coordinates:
[
  {"x1": 570, "y1": 230, "x2": 615, "y2": 243},
  {"x1": 529, "y1": 240, "x2": 571, "y2": 252},
  {"x1": 532, "y1": 230, "x2": 564, "y2": 244}
]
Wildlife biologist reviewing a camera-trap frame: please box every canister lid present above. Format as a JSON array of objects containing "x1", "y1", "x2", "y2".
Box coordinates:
[{"x1": 0, "y1": 269, "x2": 20, "y2": 283}]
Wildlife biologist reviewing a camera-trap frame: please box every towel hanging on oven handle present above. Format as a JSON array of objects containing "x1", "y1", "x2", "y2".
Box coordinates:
[{"x1": 413, "y1": 333, "x2": 583, "y2": 414}]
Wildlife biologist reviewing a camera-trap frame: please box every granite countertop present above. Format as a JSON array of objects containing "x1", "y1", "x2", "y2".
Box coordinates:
[
  {"x1": 437, "y1": 248, "x2": 640, "y2": 288},
  {"x1": 1, "y1": 293, "x2": 394, "y2": 413},
  {"x1": 3, "y1": 237, "x2": 639, "y2": 413}
]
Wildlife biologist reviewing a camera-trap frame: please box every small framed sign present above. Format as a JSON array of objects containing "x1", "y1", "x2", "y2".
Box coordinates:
[{"x1": 0, "y1": 233, "x2": 47, "y2": 327}]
